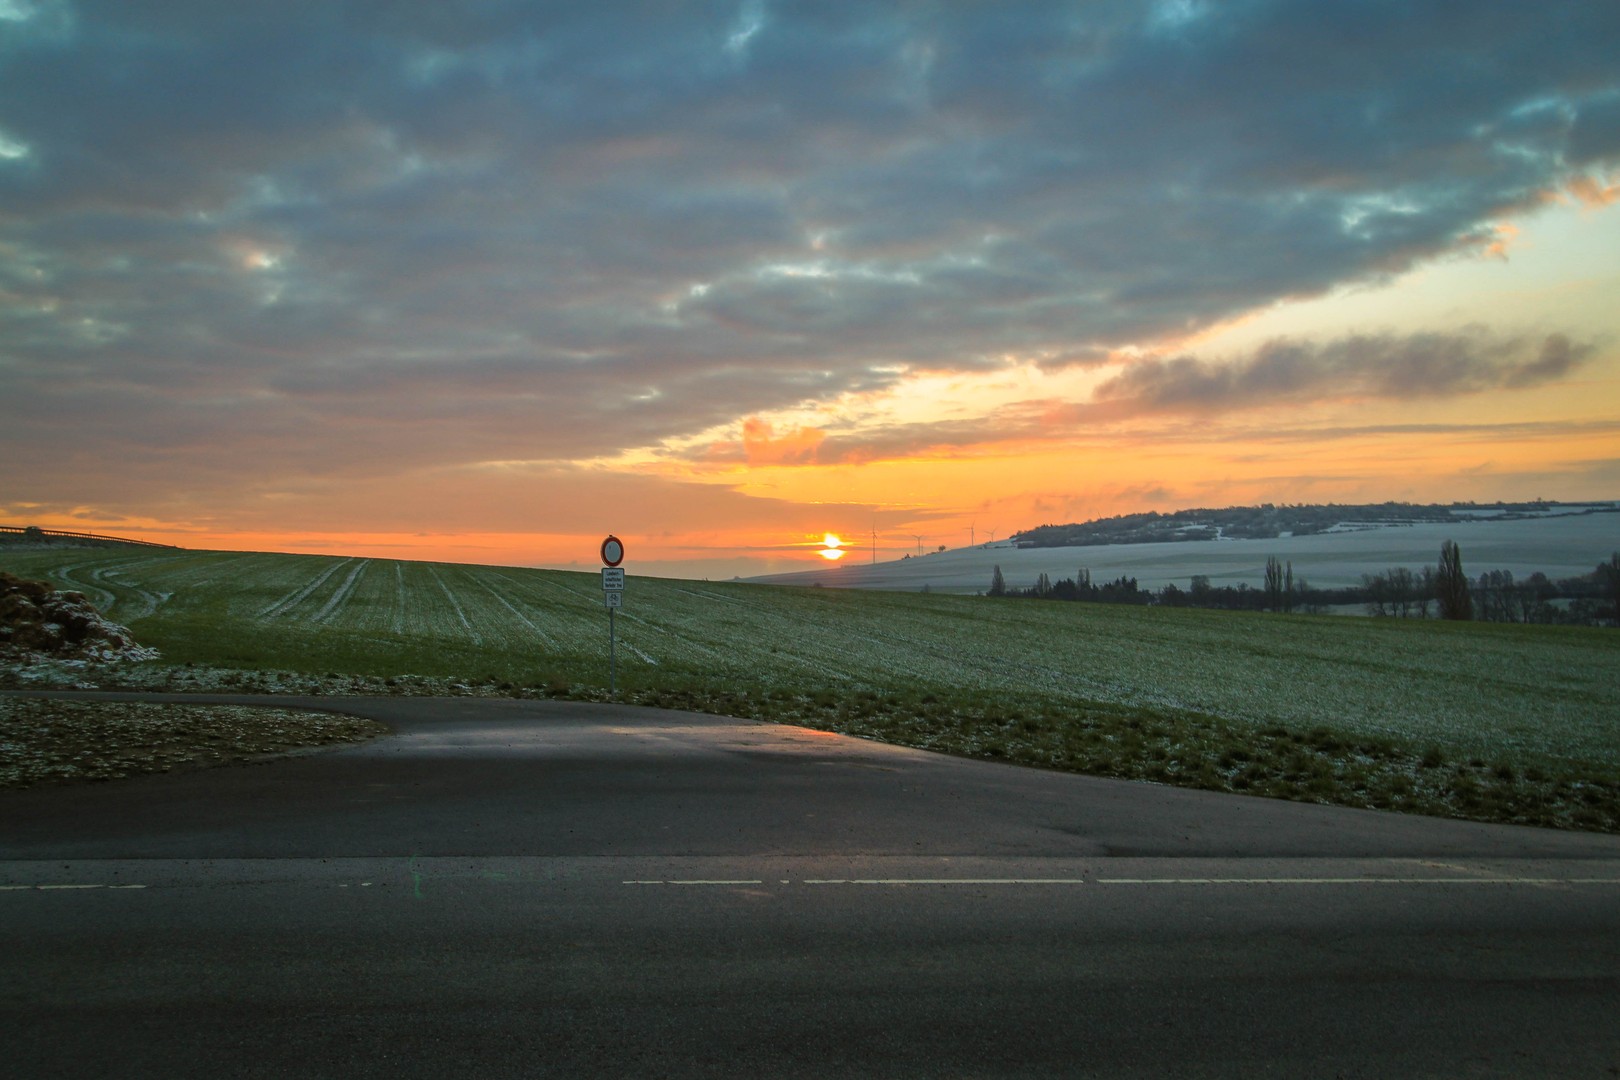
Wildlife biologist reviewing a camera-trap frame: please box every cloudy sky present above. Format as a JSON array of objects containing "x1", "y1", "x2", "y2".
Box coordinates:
[{"x1": 3, "y1": 0, "x2": 1618, "y2": 577}]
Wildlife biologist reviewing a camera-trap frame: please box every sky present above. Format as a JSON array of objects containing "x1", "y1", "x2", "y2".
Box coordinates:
[{"x1": 2, "y1": 0, "x2": 1618, "y2": 579}]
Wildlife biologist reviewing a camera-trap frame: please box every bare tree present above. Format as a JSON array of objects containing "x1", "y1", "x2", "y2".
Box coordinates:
[
  {"x1": 1475, "y1": 569, "x2": 1517, "y2": 622},
  {"x1": 1389, "y1": 566, "x2": 1415, "y2": 617},
  {"x1": 1417, "y1": 566, "x2": 1435, "y2": 618},
  {"x1": 1436, "y1": 540, "x2": 1472, "y2": 621},
  {"x1": 1596, "y1": 552, "x2": 1620, "y2": 625},
  {"x1": 1264, "y1": 556, "x2": 1284, "y2": 611},
  {"x1": 1362, "y1": 572, "x2": 1389, "y2": 617}
]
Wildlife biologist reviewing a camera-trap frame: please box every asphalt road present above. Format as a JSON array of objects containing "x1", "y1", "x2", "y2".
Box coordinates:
[{"x1": 4, "y1": 693, "x2": 1619, "y2": 1078}]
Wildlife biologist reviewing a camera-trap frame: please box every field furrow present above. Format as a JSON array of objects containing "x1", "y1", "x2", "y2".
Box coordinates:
[
  {"x1": 392, "y1": 563, "x2": 406, "y2": 635},
  {"x1": 478, "y1": 570, "x2": 618, "y2": 654},
  {"x1": 461, "y1": 570, "x2": 556, "y2": 650},
  {"x1": 312, "y1": 559, "x2": 371, "y2": 624},
  {"x1": 424, "y1": 565, "x2": 482, "y2": 646},
  {"x1": 86, "y1": 553, "x2": 196, "y2": 619},
  {"x1": 302, "y1": 555, "x2": 399, "y2": 635},
  {"x1": 47, "y1": 560, "x2": 119, "y2": 610},
  {"x1": 258, "y1": 558, "x2": 356, "y2": 619}
]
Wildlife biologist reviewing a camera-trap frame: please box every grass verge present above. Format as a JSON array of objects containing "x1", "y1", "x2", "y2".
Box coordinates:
[
  {"x1": 584, "y1": 679, "x2": 1620, "y2": 834},
  {"x1": 4, "y1": 662, "x2": 1617, "y2": 832}
]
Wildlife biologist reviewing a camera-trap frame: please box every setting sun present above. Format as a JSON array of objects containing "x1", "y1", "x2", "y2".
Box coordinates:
[{"x1": 819, "y1": 533, "x2": 845, "y2": 561}]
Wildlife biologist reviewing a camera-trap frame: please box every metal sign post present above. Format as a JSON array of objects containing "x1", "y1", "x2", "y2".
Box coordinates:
[{"x1": 600, "y1": 538, "x2": 626, "y2": 697}]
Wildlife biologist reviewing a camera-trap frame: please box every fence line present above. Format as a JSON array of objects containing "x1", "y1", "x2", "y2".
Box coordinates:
[{"x1": 0, "y1": 525, "x2": 175, "y2": 548}]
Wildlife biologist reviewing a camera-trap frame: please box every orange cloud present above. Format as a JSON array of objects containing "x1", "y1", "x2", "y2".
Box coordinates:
[
  {"x1": 1568, "y1": 173, "x2": 1620, "y2": 208},
  {"x1": 738, "y1": 418, "x2": 827, "y2": 466},
  {"x1": 1481, "y1": 222, "x2": 1519, "y2": 260}
]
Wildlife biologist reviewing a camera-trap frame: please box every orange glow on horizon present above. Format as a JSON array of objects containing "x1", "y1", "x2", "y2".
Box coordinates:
[{"x1": 10, "y1": 308, "x2": 1616, "y2": 582}]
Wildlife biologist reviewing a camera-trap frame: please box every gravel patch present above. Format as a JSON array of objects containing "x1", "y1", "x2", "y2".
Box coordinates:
[{"x1": 0, "y1": 696, "x2": 387, "y2": 789}]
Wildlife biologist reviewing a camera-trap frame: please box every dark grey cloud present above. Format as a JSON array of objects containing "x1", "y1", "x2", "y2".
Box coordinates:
[
  {"x1": 2, "y1": 0, "x2": 1618, "y2": 512},
  {"x1": 672, "y1": 331, "x2": 1602, "y2": 468},
  {"x1": 1093, "y1": 331, "x2": 1597, "y2": 412}
]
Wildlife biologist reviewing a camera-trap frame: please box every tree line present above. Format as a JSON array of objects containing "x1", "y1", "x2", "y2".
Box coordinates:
[
  {"x1": 986, "y1": 544, "x2": 1620, "y2": 626},
  {"x1": 1009, "y1": 500, "x2": 1608, "y2": 548}
]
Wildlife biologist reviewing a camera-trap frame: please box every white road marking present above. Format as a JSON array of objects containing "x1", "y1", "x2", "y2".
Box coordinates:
[
  {"x1": 1098, "y1": 877, "x2": 1620, "y2": 885},
  {"x1": 804, "y1": 879, "x2": 1090, "y2": 886},
  {"x1": 617, "y1": 876, "x2": 1620, "y2": 888},
  {"x1": 623, "y1": 880, "x2": 765, "y2": 885},
  {"x1": 10, "y1": 876, "x2": 1617, "y2": 894},
  {"x1": 0, "y1": 884, "x2": 148, "y2": 891}
]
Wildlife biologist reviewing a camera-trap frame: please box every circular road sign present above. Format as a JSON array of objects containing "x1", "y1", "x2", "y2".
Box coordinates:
[{"x1": 600, "y1": 535, "x2": 625, "y2": 567}]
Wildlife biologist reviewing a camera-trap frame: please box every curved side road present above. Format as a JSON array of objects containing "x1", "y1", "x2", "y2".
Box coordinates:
[{"x1": 3, "y1": 692, "x2": 1619, "y2": 1078}]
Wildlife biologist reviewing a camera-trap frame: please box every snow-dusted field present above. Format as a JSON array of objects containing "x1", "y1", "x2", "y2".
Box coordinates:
[
  {"x1": 4, "y1": 545, "x2": 1618, "y2": 769},
  {"x1": 748, "y1": 511, "x2": 1620, "y2": 594}
]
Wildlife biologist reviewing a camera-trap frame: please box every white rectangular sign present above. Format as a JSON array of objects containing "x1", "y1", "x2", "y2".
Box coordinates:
[
  {"x1": 601, "y1": 567, "x2": 625, "y2": 590},
  {"x1": 604, "y1": 590, "x2": 623, "y2": 609}
]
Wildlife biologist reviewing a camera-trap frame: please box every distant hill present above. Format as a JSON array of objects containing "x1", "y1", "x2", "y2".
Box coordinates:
[
  {"x1": 1011, "y1": 501, "x2": 1617, "y2": 549},
  {"x1": 746, "y1": 503, "x2": 1618, "y2": 596}
]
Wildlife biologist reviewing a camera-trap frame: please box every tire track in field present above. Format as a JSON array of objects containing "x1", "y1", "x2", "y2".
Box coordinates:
[
  {"x1": 826, "y1": 605, "x2": 1139, "y2": 702},
  {"x1": 93, "y1": 565, "x2": 165, "y2": 620},
  {"x1": 500, "y1": 572, "x2": 671, "y2": 665},
  {"x1": 503, "y1": 572, "x2": 863, "y2": 677},
  {"x1": 494, "y1": 571, "x2": 659, "y2": 662},
  {"x1": 655, "y1": 588, "x2": 867, "y2": 682},
  {"x1": 391, "y1": 562, "x2": 407, "y2": 635},
  {"x1": 426, "y1": 565, "x2": 483, "y2": 646},
  {"x1": 650, "y1": 591, "x2": 868, "y2": 680},
  {"x1": 92, "y1": 553, "x2": 192, "y2": 620},
  {"x1": 475, "y1": 571, "x2": 559, "y2": 649},
  {"x1": 41, "y1": 552, "x2": 181, "y2": 618},
  {"x1": 47, "y1": 562, "x2": 117, "y2": 610},
  {"x1": 808, "y1": 605, "x2": 1065, "y2": 693},
  {"x1": 312, "y1": 559, "x2": 371, "y2": 624},
  {"x1": 602, "y1": 582, "x2": 816, "y2": 676},
  {"x1": 789, "y1": 593, "x2": 1090, "y2": 692},
  {"x1": 258, "y1": 558, "x2": 354, "y2": 619},
  {"x1": 610, "y1": 626, "x2": 658, "y2": 666}
]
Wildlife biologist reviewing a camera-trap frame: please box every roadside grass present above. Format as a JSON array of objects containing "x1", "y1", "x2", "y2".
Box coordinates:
[
  {"x1": 3, "y1": 546, "x2": 1618, "y2": 831},
  {"x1": 560, "y1": 677, "x2": 1620, "y2": 834}
]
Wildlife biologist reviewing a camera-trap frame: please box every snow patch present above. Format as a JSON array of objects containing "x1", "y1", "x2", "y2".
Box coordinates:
[{"x1": 0, "y1": 571, "x2": 159, "y2": 665}]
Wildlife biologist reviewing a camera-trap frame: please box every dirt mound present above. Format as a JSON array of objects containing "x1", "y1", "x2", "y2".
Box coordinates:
[{"x1": 0, "y1": 571, "x2": 159, "y2": 663}]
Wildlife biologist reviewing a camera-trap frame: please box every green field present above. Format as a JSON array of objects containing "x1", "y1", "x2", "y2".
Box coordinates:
[{"x1": 4, "y1": 546, "x2": 1619, "y2": 830}]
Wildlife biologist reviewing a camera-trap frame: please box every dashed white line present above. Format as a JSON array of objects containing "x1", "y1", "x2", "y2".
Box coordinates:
[
  {"x1": 1098, "y1": 877, "x2": 1620, "y2": 885},
  {"x1": 624, "y1": 880, "x2": 765, "y2": 886},
  {"x1": 804, "y1": 879, "x2": 1090, "y2": 886},
  {"x1": 0, "y1": 884, "x2": 148, "y2": 891},
  {"x1": 619, "y1": 877, "x2": 1620, "y2": 888}
]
